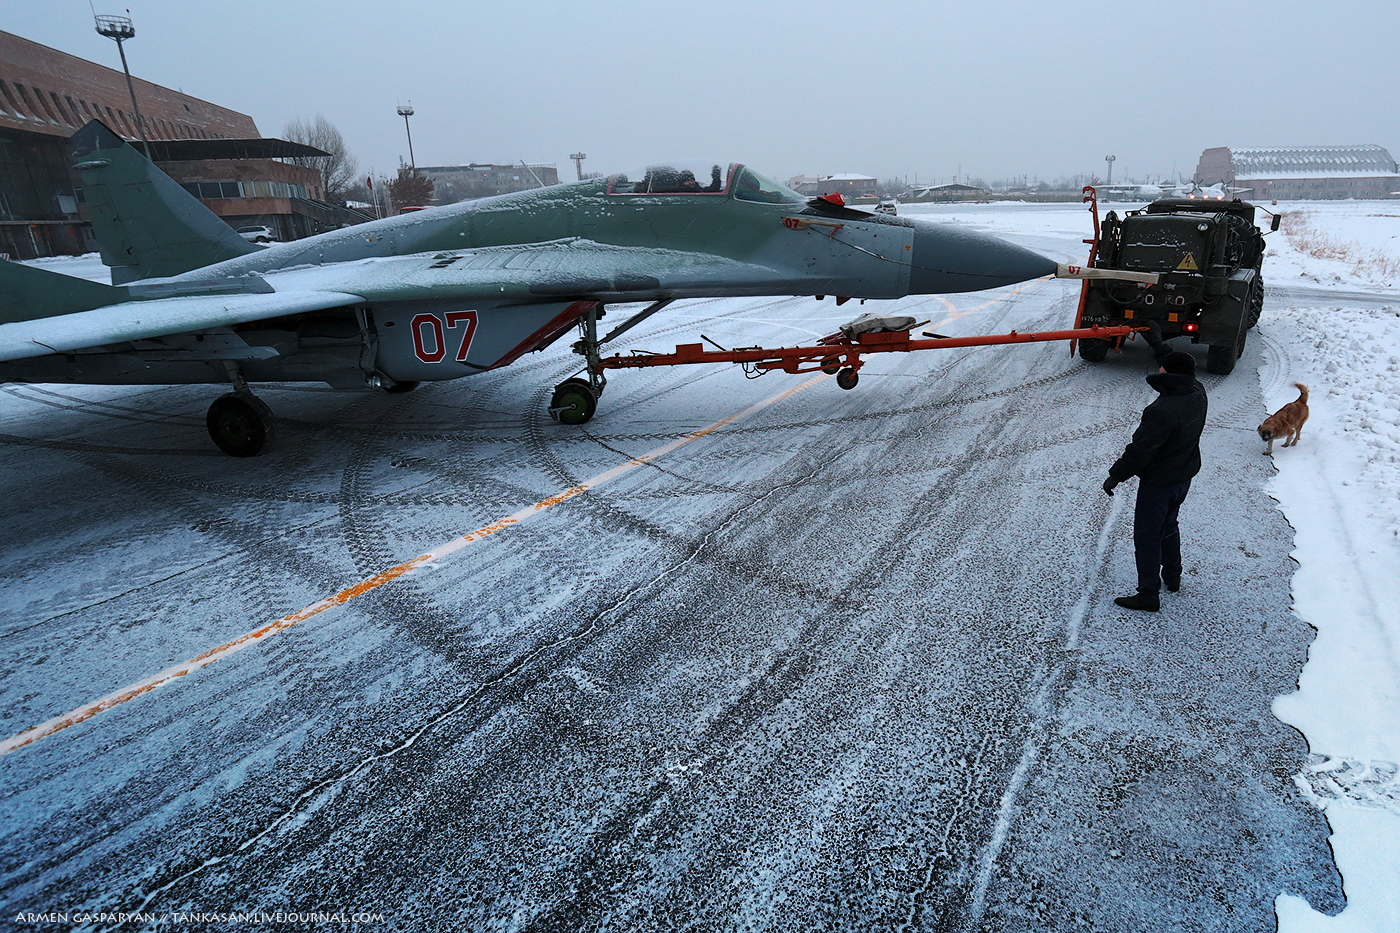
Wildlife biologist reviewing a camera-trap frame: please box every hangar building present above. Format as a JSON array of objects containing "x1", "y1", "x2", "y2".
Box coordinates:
[
  {"x1": 1195, "y1": 145, "x2": 1399, "y2": 200},
  {"x1": 0, "y1": 29, "x2": 345, "y2": 260}
]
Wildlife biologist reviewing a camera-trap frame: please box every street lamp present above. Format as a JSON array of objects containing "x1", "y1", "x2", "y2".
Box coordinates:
[
  {"x1": 1105, "y1": 154, "x2": 1116, "y2": 185},
  {"x1": 397, "y1": 103, "x2": 416, "y2": 172},
  {"x1": 569, "y1": 152, "x2": 587, "y2": 181},
  {"x1": 94, "y1": 12, "x2": 151, "y2": 159}
]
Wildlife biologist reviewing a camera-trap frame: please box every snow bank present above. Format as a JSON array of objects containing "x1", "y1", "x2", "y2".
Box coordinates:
[{"x1": 1262, "y1": 201, "x2": 1400, "y2": 931}]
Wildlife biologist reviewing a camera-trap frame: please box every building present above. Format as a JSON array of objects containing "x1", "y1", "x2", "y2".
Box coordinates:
[
  {"x1": 901, "y1": 183, "x2": 988, "y2": 202},
  {"x1": 1196, "y1": 145, "x2": 1400, "y2": 200},
  {"x1": 0, "y1": 30, "x2": 340, "y2": 260},
  {"x1": 786, "y1": 173, "x2": 879, "y2": 200},
  {"x1": 418, "y1": 163, "x2": 560, "y2": 203}
]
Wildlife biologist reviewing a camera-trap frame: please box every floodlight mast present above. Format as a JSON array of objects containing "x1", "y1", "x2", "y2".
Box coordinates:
[
  {"x1": 1105, "y1": 154, "x2": 1116, "y2": 186},
  {"x1": 570, "y1": 152, "x2": 586, "y2": 181},
  {"x1": 397, "y1": 103, "x2": 416, "y2": 172},
  {"x1": 94, "y1": 13, "x2": 151, "y2": 159}
]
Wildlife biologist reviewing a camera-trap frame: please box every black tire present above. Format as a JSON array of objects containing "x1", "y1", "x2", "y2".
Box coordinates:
[
  {"x1": 550, "y1": 379, "x2": 597, "y2": 425},
  {"x1": 383, "y1": 380, "x2": 420, "y2": 394},
  {"x1": 207, "y1": 393, "x2": 275, "y2": 457},
  {"x1": 820, "y1": 356, "x2": 842, "y2": 375},
  {"x1": 1246, "y1": 275, "x2": 1264, "y2": 328},
  {"x1": 836, "y1": 368, "x2": 859, "y2": 390},
  {"x1": 1079, "y1": 338, "x2": 1110, "y2": 363},
  {"x1": 1206, "y1": 343, "x2": 1237, "y2": 375}
]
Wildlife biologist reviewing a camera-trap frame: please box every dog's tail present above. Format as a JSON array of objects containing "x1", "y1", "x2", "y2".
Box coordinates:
[{"x1": 1295, "y1": 382, "x2": 1309, "y2": 403}]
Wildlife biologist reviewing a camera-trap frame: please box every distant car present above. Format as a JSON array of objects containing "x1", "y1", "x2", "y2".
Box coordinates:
[{"x1": 236, "y1": 224, "x2": 277, "y2": 244}]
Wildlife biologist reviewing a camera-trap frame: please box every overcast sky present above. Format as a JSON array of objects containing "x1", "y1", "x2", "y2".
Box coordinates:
[{"x1": 8, "y1": 0, "x2": 1396, "y2": 187}]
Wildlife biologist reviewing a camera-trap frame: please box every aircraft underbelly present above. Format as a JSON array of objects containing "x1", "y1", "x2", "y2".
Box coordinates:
[{"x1": 372, "y1": 299, "x2": 590, "y2": 383}]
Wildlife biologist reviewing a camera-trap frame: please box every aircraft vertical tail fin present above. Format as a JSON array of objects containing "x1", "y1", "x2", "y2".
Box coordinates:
[
  {"x1": 0, "y1": 258, "x2": 125, "y2": 324},
  {"x1": 70, "y1": 120, "x2": 259, "y2": 284}
]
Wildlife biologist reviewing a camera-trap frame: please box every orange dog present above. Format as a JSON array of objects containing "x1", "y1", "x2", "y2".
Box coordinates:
[{"x1": 1259, "y1": 383, "x2": 1309, "y2": 455}]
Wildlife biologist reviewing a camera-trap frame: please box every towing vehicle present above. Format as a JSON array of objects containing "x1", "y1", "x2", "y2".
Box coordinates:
[{"x1": 1073, "y1": 193, "x2": 1279, "y2": 375}]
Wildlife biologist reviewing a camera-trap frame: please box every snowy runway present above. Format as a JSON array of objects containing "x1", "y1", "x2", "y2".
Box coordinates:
[{"x1": 4, "y1": 202, "x2": 1393, "y2": 930}]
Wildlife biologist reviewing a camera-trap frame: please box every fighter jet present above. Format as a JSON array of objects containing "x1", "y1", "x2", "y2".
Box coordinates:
[{"x1": 0, "y1": 121, "x2": 1056, "y2": 456}]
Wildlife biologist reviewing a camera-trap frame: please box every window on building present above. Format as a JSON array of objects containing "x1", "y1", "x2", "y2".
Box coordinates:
[
  {"x1": 30, "y1": 87, "x2": 61, "y2": 124},
  {"x1": 52, "y1": 92, "x2": 77, "y2": 126},
  {"x1": 0, "y1": 81, "x2": 25, "y2": 119},
  {"x1": 13, "y1": 84, "x2": 44, "y2": 122}
]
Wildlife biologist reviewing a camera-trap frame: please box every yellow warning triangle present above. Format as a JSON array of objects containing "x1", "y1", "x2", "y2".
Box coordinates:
[{"x1": 1177, "y1": 253, "x2": 1199, "y2": 271}]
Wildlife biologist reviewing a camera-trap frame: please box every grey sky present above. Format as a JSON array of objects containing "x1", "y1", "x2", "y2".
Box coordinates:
[{"x1": 8, "y1": 0, "x2": 1396, "y2": 187}]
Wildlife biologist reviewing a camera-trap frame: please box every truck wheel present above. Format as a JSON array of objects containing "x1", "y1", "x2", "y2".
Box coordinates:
[
  {"x1": 1206, "y1": 344, "x2": 1237, "y2": 375},
  {"x1": 1079, "y1": 338, "x2": 1109, "y2": 363},
  {"x1": 1246, "y1": 276, "x2": 1264, "y2": 328}
]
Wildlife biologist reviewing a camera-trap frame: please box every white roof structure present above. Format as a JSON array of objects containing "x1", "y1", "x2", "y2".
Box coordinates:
[{"x1": 1229, "y1": 146, "x2": 1397, "y2": 180}]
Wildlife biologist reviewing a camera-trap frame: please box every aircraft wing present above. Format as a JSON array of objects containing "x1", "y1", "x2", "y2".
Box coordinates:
[
  {"x1": 1, "y1": 240, "x2": 805, "y2": 364},
  {"x1": 0, "y1": 287, "x2": 364, "y2": 363},
  {"x1": 267, "y1": 239, "x2": 804, "y2": 303}
]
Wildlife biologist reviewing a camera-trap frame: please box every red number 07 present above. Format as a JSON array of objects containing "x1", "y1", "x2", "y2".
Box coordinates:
[{"x1": 411, "y1": 311, "x2": 479, "y2": 363}]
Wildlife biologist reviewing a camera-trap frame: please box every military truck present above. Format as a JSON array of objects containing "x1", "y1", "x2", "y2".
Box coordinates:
[{"x1": 1075, "y1": 198, "x2": 1278, "y2": 375}]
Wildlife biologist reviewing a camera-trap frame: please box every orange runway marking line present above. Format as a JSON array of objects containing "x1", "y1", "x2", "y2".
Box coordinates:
[{"x1": 0, "y1": 375, "x2": 828, "y2": 757}]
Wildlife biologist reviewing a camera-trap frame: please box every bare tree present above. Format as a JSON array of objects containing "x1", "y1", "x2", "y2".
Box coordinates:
[{"x1": 282, "y1": 115, "x2": 359, "y2": 205}]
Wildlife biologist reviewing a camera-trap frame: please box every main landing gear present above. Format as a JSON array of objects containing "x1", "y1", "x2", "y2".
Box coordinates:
[
  {"x1": 207, "y1": 362, "x2": 275, "y2": 457},
  {"x1": 207, "y1": 392, "x2": 275, "y2": 457}
]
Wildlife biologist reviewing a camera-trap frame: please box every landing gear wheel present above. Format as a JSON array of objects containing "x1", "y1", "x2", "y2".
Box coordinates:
[
  {"x1": 1206, "y1": 343, "x2": 1238, "y2": 375},
  {"x1": 383, "y1": 380, "x2": 420, "y2": 394},
  {"x1": 550, "y1": 378, "x2": 597, "y2": 425},
  {"x1": 836, "y1": 368, "x2": 860, "y2": 390},
  {"x1": 1079, "y1": 338, "x2": 1110, "y2": 363},
  {"x1": 207, "y1": 393, "x2": 275, "y2": 457},
  {"x1": 820, "y1": 356, "x2": 842, "y2": 375}
]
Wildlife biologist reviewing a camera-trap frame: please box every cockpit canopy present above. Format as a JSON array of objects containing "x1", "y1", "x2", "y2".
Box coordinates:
[{"x1": 607, "y1": 162, "x2": 803, "y2": 204}]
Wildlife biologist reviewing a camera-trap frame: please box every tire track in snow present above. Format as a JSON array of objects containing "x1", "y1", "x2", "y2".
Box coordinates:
[{"x1": 968, "y1": 486, "x2": 1128, "y2": 921}]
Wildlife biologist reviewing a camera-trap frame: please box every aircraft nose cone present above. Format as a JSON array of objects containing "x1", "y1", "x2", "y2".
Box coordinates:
[{"x1": 907, "y1": 219, "x2": 1058, "y2": 294}]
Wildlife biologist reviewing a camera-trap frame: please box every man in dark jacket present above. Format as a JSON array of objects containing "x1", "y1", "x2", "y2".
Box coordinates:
[{"x1": 1102, "y1": 327, "x2": 1208, "y2": 612}]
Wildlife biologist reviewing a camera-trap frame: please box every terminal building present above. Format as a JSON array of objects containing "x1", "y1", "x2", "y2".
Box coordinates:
[
  {"x1": 416, "y1": 163, "x2": 560, "y2": 203},
  {"x1": 1195, "y1": 145, "x2": 1400, "y2": 200},
  {"x1": 1, "y1": 29, "x2": 353, "y2": 261},
  {"x1": 787, "y1": 174, "x2": 880, "y2": 200}
]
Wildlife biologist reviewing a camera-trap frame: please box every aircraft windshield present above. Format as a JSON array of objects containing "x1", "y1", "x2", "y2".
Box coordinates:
[
  {"x1": 606, "y1": 163, "x2": 804, "y2": 204},
  {"x1": 609, "y1": 163, "x2": 733, "y2": 195},
  {"x1": 732, "y1": 167, "x2": 804, "y2": 204}
]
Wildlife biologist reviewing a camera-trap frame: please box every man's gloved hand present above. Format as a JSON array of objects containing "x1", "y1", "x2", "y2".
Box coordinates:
[
  {"x1": 1143, "y1": 320, "x2": 1165, "y2": 348},
  {"x1": 1102, "y1": 477, "x2": 1118, "y2": 497}
]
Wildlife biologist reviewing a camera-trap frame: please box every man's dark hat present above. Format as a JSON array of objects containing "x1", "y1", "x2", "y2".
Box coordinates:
[{"x1": 1162, "y1": 351, "x2": 1195, "y2": 376}]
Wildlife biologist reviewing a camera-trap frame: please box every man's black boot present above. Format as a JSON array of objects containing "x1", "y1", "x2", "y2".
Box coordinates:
[
  {"x1": 1114, "y1": 592, "x2": 1160, "y2": 612},
  {"x1": 1164, "y1": 578, "x2": 1181, "y2": 593}
]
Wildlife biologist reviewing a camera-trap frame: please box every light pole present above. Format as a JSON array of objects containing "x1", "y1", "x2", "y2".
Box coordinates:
[
  {"x1": 397, "y1": 104, "x2": 416, "y2": 172},
  {"x1": 569, "y1": 152, "x2": 586, "y2": 181},
  {"x1": 94, "y1": 12, "x2": 151, "y2": 159},
  {"x1": 1105, "y1": 154, "x2": 1116, "y2": 185}
]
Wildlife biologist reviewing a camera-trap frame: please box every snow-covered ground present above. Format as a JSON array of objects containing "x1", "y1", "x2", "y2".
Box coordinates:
[
  {"x1": 908, "y1": 197, "x2": 1400, "y2": 929},
  {"x1": 1251, "y1": 202, "x2": 1400, "y2": 932},
  {"x1": 10, "y1": 198, "x2": 1398, "y2": 928}
]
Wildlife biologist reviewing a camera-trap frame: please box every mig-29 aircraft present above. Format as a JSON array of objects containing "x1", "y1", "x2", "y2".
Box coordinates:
[{"x1": 0, "y1": 121, "x2": 1058, "y2": 456}]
